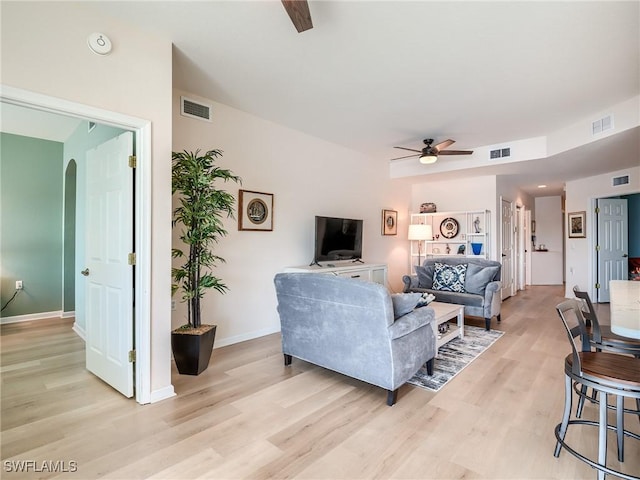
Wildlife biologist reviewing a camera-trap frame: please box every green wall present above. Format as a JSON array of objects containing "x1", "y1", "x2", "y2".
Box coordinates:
[
  {"x1": 1, "y1": 133, "x2": 63, "y2": 317},
  {"x1": 63, "y1": 160, "x2": 77, "y2": 313}
]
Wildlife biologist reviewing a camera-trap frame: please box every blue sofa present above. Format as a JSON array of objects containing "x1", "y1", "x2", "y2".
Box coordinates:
[
  {"x1": 274, "y1": 272, "x2": 436, "y2": 405},
  {"x1": 402, "y1": 257, "x2": 502, "y2": 330}
]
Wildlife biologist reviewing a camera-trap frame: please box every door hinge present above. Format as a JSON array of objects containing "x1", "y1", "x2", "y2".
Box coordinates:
[
  {"x1": 128, "y1": 252, "x2": 136, "y2": 265},
  {"x1": 595, "y1": 245, "x2": 600, "y2": 251},
  {"x1": 128, "y1": 350, "x2": 136, "y2": 363},
  {"x1": 595, "y1": 207, "x2": 600, "y2": 214},
  {"x1": 128, "y1": 155, "x2": 137, "y2": 168},
  {"x1": 595, "y1": 283, "x2": 600, "y2": 289}
]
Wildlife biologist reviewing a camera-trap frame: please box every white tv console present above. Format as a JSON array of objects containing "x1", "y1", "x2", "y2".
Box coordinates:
[{"x1": 284, "y1": 262, "x2": 388, "y2": 287}]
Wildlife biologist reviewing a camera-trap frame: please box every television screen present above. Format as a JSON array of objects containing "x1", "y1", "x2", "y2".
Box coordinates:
[{"x1": 314, "y1": 216, "x2": 363, "y2": 262}]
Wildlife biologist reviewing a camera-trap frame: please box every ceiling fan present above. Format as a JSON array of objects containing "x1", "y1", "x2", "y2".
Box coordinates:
[
  {"x1": 391, "y1": 139, "x2": 473, "y2": 164},
  {"x1": 281, "y1": 0, "x2": 313, "y2": 33}
]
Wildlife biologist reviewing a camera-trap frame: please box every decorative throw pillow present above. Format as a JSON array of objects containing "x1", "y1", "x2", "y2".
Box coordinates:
[
  {"x1": 465, "y1": 264, "x2": 500, "y2": 295},
  {"x1": 391, "y1": 293, "x2": 422, "y2": 319},
  {"x1": 415, "y1": 265, "x2": 435, "y2": 289},
  {"x1": 432, "y1": 262, "x2": 467, "y2": 293}
]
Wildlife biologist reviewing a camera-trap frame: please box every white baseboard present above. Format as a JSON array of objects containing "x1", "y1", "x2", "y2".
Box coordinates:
[
  {"x1": 214, "y1": 325, "x2": 281, "y2": 348},
  {"x1": 0, "y1": 310, "x2": 63, "y2": 324},
  {"x1": 72, "y1": 322, "x2": 86, "y2": 341},
  {"x1": 149, "y1": 385, "x2": 176, "y2": 404},
  {"x1": 62, "y1": 310, "x2": 76, "y2": 318}
]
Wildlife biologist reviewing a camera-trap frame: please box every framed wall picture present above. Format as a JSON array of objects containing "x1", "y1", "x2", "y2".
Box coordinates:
[
  {"x1": 238, "y1": 190, "x2": 273, "y2": 231},
  {"x1": 568, "y1": 211, "x2": 586, "y2": 238},
  {"x1": 382, "y1": 209, "x2": 398, "y2": 235}
]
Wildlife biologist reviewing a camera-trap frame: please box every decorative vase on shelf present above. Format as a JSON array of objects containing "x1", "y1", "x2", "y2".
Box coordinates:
[{"x1": 470, "y1": 243, "x2": 483, "y2": 255}]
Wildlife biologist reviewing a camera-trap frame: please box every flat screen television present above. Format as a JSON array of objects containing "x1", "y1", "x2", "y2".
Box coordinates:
[{"x1": 314, "y1": 215, "x2": 363, "y2": 263}]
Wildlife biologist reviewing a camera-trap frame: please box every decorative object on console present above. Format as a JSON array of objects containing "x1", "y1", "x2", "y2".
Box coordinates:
[
  {"x1": 408, "y1": 224, "x2": 433, "y2": 267},
  {"x1": 439, "y1": 217, "x2": 459, "y2": 238},
  {"x1": 382, "y1": 209, "x2": 398, "y2": 236},
  {"x1": 473, "y1": 216, "x2": 481, "y2": 233},
  {"x1": 238, "y1": 190, "x2": 273, "y2": 231},
  {"x1": 457, "y1": 245, "x2": 466, "y2": 255},
  {"x1": 568, "y1": 211, "x2": 586, "y2": 238},
  {"x1": 470, "y1": 242, "x2": 483, "y2": 255},
  {"x1": 420, "y1": 202, "x2": 437, "y2": 213}
]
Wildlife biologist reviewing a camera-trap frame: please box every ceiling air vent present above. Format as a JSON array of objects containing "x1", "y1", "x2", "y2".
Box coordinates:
[
  {"x1": 612, "y1": 175, "x2": 629, "y2": 187},
  {"x1": 180, "y1": 96, "x2": 212, "y2": 122},
  {"x1": 592, "y1": 114, "x2": 613, "y2": 135},
  {"x1": 489, "y1": 147, "x2": 511, "y2": 159}
]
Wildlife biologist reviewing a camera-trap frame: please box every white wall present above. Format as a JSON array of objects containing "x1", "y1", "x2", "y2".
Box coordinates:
[
  {"x1": 565, "y1": 166, "x2": 640, "y2": 298},
  {"x1": 1, "y1": 2, "x2": 174, "y2": 397},
  {"x1": 411, "y1": 176, "x2": 498, "y2": 259},
  {"x1": 533, "y1": 196, "x2": 563, "y2": 252},
  {"x1": 172, "y1": 90, "x2": 413, "y2": 346}
]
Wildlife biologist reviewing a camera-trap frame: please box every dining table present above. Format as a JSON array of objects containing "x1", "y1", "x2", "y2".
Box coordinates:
[{"x1": 609, "y1": 280, "x2": 640, "y2": 340}]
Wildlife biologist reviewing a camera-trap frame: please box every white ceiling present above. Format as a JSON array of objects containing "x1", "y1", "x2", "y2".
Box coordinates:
[{"x1": 5, "y1": 1, "x2": 639, "y2": 197}]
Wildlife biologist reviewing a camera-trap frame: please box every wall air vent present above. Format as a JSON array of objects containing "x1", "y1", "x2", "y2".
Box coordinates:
[
  {"x1": 180, "y1": 96, "x2": 212, "y2": 122},
  {"x1": 592, "y1": 114, "x2": 613, "y2": 135},
  {"x1": 612, "y1": 175, "x2": 629, "y2": 187},
  {"x1": 490, "y1": 147, "x2": 511, "y2": 160}
]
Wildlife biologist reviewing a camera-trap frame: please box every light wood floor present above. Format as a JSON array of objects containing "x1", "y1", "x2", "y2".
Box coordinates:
[{"x1": 2, "y1": 285, "x2": 639, "y2": 479}]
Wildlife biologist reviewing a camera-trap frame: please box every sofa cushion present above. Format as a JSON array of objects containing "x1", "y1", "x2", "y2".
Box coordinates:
[
  {"x1": 465, "y1": 263, "x2": 500, "y2": 295},
  {"x1": 391, "y1": 293, "x2": 422, "y2": 319},
  {"x1": 433, "y1": 262, "x2": 467, "y2": 293},
  {"x1": 415, "y1": 265, "x2": 434, "y2": 289},
  {"x1": 430, "y1": 289, "x2": 485, "y2": 308}
]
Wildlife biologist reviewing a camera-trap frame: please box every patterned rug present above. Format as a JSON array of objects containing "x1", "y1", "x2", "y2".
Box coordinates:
[{"x1": 408, "y1": 325, "x2": 504, "y2": 392}]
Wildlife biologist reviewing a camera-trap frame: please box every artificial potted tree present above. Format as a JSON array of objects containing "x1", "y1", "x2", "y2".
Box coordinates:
[{"x1": 171, "y1": 149, "x2": 241, "y2": 375}]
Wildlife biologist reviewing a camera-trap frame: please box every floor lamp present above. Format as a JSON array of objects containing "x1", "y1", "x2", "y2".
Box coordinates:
[{"x1": 408, "y1": 224, "x2": 433, "y2": 268}]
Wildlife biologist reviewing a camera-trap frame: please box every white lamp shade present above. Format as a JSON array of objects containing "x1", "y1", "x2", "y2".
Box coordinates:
[{"x1": 408, "y1": 224, "x2": 433, "y2": 241}]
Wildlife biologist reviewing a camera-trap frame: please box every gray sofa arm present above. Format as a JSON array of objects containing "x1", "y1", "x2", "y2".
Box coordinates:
[
  {"x1": 388, "y1": 307, "x2": 434, "y2": 340},
  {"x1": 402, "y1": 274, "x2": 420, "y2": 293},
  {"x1": 484, "y1": 280, "x2": 502, "y2": 318}
]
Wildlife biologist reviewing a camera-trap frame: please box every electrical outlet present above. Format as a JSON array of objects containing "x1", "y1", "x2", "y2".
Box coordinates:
[
  {"x1": 15, "y1": 280, "x2": 23, "y2": 290},
  {"x1": 171, "y1": 300, "x2": 176, "y2": 311}
]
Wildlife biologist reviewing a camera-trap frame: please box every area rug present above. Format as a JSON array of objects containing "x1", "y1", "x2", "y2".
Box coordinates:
[{"x1": 408, "y1": 325, "x2": 504, "y2": 392}]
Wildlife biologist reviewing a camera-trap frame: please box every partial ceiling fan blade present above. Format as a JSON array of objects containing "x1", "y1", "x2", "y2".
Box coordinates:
[
  {"x1": 433, "y1": 139, "x2": 455, "y2": 152},
  {"x1": 437, "y1": 150, "x2": 474, "y2": 155},
  {"x1": 390, "y1": 153, "x2": 420, "y2": 161},
  {"x1": 281, "y1": 0, "x2": 313, "y2": 33},
  {"x1": 393, "y1": 146, "x2": 422, "y2": 153}
]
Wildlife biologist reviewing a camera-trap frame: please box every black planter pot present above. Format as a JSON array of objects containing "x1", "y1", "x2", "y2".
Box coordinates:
[{"x1": 171, "y1": 324, "x2": 216, "y2": 375}]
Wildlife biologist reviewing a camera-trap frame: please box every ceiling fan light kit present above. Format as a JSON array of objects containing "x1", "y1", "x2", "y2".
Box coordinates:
[
  {"x1": 419, "y1": 154, "x2": 438, "y2": 164},
  {"x1": 391, "y1": 138, "x2": 474, "y2": 164}
]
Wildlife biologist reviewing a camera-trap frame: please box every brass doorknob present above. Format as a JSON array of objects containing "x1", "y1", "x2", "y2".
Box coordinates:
[{"x1": 81, "y1": 268, "x2": 90, "y2": 276}]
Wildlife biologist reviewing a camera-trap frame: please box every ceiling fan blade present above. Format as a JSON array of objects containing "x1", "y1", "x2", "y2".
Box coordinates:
[
  {"x1": 437, "y1": 150, "x2": 474, "y2": 155},
  {"x1": 393, "y1": 146, "x2": 422, "y2": 153},
  {"x1": 433, "y1": 139, "x2": 455, "y2": 152},
  {"x1": 281, "y1": 0, "x2": 313, "y2": 33},
  {"x1": 390, "y1": 153, "x2": 420, "y2": 161}
]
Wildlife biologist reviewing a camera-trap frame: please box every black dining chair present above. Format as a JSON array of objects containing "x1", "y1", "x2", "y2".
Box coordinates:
[{"x1": 554, "y1": 299, "x2": 640, "y2": 480}]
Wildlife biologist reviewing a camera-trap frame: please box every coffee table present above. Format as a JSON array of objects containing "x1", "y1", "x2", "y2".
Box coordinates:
[{"x1": 428, "y1": 301, "x2": 464, "y2": 355}]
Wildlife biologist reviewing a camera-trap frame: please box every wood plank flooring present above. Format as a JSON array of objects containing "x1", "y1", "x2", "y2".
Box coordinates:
[{"x1": 2, "y1": 285, "x2": 639, "y2": 479}]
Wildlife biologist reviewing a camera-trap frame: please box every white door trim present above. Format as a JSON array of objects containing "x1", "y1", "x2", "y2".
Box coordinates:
[{"x1": 1, "y1": 84, "x2": 152, "y2": 405}]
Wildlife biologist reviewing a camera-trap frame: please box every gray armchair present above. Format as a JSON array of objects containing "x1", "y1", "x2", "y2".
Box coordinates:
[{"x1": 274, "y1": 272, "x2": 436, "y2": 405}]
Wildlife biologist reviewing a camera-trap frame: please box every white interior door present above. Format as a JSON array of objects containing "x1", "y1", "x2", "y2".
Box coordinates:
[
  {"x1": 596, "y1": 198, "x2": 628, "y2": 303},
  {"x1": 501, "y1": 198, "x2": 514, "y2": 300},
  {"x1": 84, "y1": 132, "x2": 134, "y2": 397}
]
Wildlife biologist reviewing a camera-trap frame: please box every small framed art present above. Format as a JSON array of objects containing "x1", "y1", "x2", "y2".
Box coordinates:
[
  {"x1": 238, "y1": 190, "x2": 273, "y2": 231},
  {"x1": 382, "y1": 209, "x2": 398, "y2": 235},
  {"x1": 568, "y1": 211, "x2": 586, "y2": 238}
]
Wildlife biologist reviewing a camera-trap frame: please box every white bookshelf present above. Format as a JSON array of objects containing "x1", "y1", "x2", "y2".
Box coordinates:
[{"x1": 410, "y1": 210, "x2": 491, "y2": 261}]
